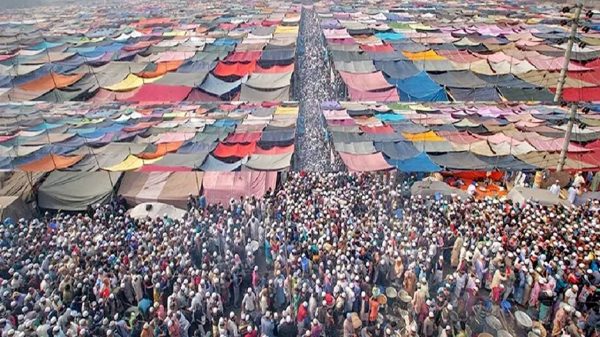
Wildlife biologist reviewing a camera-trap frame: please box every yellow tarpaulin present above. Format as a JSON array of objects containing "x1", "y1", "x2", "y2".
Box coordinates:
[
  {"x1": 275, "y1": 106, "x2": 299, "y2": 115},
  {"x1": 163, "y1": 30, "x2": 187, "y2": 37},
  {"x1": 402, "y1": 50, "x2": 446, "y2": 61},
  {"x1": 402, "y1": 131, "x2": 445, "y2": 142},
  {"x1": 274, "y1": 26, "x2": 299, "y2": 35},
  {"x1": 103, "y1": 74, "x2": 162, "y2": 92},
  {"x1": 103, "y1": 155, "x2": 162, "y2": 172}
]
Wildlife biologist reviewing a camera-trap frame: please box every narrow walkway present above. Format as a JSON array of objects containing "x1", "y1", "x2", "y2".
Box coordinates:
[{"x1": 294, "y1": 5, "x2": 340, "y2": 172}]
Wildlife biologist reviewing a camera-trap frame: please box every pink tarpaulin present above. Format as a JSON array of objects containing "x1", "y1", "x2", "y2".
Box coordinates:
[
  {"x1": 526, "y1": 137, "x2": 589, "y2": 152},
  {"x1": 202, "y1": 171, "x2": 277, "y2": 205},
  {"x1": 124, "y1": 84, "x2": 192, "y2": 102},
  {"x1": 338, "y1": 152, "x2": 392, "y2": 172},
  {"x1": 339, "y1": 71, "x2": 394, "y2": 91},
  {"x1": 156, "y1": 51, "x2": 196, "y2": 62},
  {"x1": 347, "y1": 87, "x2": 399, "y2": 101},
  {"x1": 90, "y1": 88, "x2": 140, "y2": 103},
  {"x1": 438, "y1": 131, "x2": 480, "y2": 144},
  {"x1": 437, "y1": 50, "x2": 481, "y2": 63},
  {"x1": 526, "y1": 56, "x2": 589, "y2": 71},
  {"x1": 156, "y1": 132, "x2": 196, "y2": 144}
]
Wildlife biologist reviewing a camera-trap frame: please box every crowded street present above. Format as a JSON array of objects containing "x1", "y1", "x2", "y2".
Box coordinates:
[
  {"x1": 0, "y1": 171, "x2": 598, "y2": 337},
  {"x1": 294, "y1": 6, "x2": 339, "y2": 172}
]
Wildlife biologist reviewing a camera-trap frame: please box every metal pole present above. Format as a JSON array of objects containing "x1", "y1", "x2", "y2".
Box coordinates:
[
  {"x1": 554, "y1": 3, "x2": 583, "y2": 102},
  {"x1": 557, "y1": 104, "x2": 578, "y2": 171}
]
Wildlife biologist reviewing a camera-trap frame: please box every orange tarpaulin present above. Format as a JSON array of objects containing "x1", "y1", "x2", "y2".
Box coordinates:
[
  {"x1": 213, "y1": 142, "x2": 256, "y2": 158},
  {"x1": 19, "y1": 154, "x2": 82, "y2": 172},
  {"x1": 402, "y1": 131, "x2": 445, "y2": 142},
  {"x1": 136, "y1": 61, "x2": 184, "y2": 78},
  {"x1": 402, "y1": 50, "x2": 446, "y2": 61},
  {"x1": 213, "y1": 61, "x2": 257, "y2": 77},
  {"x1": 19, "y1": 73, "x2": 84, "y2": 92},
  {"x1": 137, "y1": 142, "x2": 183, "y2": 159}
]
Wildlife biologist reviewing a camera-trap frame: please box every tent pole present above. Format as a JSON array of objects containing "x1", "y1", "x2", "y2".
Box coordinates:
[
  {"x1": 555, "y1": 2, "x2": 584, "y2": 172},
  {"x1": 553, "y1": 2, "x2": 583, "y2": 102},
  {"x1": 557, "y1": 104, "x2": 577, "y2": 172}
]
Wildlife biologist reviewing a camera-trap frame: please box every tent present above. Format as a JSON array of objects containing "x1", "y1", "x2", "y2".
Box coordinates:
[
  {"x1": 239, "y1": 85, "x2": 290, "y2": 101},
  {"x1": 387, "y1": 152, "x2": 441, "y2": 172},
  {"x1": 374, "y1": 141, "x2": 420, "y2": 160},
  {"x1": 374, "y1": 60, "x2": 421, "y2": 79},
  {"x1": 118, "y1": 172, "x2": 203, "y2": 208},
  {"x1": 125, "y1": 84, "x2": 192, "y2": 102},
  {"x1": 202, "y1": 171, "x2": 277, "y2": 205},
  {"x1": 128, "y1": 202, "x2": 186, "y2": 220},
  {"x1": 244, "y1": 153, "x2": 293, "y2": 170},
  {"x1": 410, "y1": 180, "x2": 470, "y2": 199},
  {"x1": 506, "y1": 186, "x2": 571, "y2": 207},
  {"x1": 334, "y1": 142, "x2": 377, "y2": 155},
  {"x1": 389, "y1": 72, "x2": 448, "y2": 101},
  {"x1": 338, "y1": 152, "x2": 392, "y2": 172},
  {"x1": 0, "y1": 196, "x2": 32, "y2": 221},
  {"x1": 37, "y1": 171, "x2": 122, "y2": 210}
]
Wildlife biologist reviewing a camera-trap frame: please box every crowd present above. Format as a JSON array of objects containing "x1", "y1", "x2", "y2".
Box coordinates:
[
  {"x1": 294, "y1": 6, "x2": 340, "y2": 172},
  {"x1": 0, "y1": 170, "x2": 599, "y2": 337}
]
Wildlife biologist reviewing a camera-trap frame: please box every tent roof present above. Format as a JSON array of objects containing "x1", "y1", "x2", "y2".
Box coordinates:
[
  {"x1": 507, "y1": 186, "x2": 571, "y2": 207},
  {"x1": 338, "y1": 152, "x2": 392, "y2": 172},
  {"x1": 38, "y1": 171, "x2": 122, "y2": 210}
]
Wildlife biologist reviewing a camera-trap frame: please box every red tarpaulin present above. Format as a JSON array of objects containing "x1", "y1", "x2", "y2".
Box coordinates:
[
  {"x1": 568, "y1": 151, "x2": 600, "y2": 169},
  {"x1": 124, "y1": 84, "x2": 192, "y2": 102},
  {"x1": 585, "y1": 140, "x2": 600, "y2": 149},
  {"x1": 225, "y1": 51, "x2": 262, "y2": 63},
  {"x1": 213, "y1": 61, "x2": 257, "y2": 77},
  {"x1": 213, "y1": 142, "x2": 256, "y2": 157},
  {"x1": 568, "y1": 69, "x2": 600, "y2": 85},
  {"x1": 360, "y1": 44, "x2": 394, "y2": 53},
  {"x1": 550, "y1": 87, "x2": 600, "y2": 102},
  {"x1": 360, "y1": 125, "x2": 394, "y2": 134}
]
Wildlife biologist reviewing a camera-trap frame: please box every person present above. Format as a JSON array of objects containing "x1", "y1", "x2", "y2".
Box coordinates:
[
  {"x1": 0, "y1": 170, "x2": 598, "y2": 337},
  {"x1": 423, "y1": 312, "x2": 435, "y2": 337},
  {"x1": 467, "y1": 182, "x2": 477, "y2": 196},
  {"x1": 568, "y1": 184, "x2": 578, "y2": 204},
  {"x1": 549, "y1": 180, "x2": 561, "y2": 196}
]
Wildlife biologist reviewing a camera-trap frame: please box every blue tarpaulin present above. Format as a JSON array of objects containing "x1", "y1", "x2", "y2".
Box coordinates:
[
  {"x1": 386, "y1": 152, "x2": 441, "y2": 172},
  {"x1": 375, "y1": 32, "x2": 405, "y2": 40},
  {"x1": 374, "y1": 141, "x2": 420, "y2": 160},
  {"x1": 388, "y1": 72, "x2": 449, "y2": 101}
]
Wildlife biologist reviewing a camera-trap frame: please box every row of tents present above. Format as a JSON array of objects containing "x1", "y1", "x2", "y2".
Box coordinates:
[
  {"x1": 0, "y1": 1, "x2": 300, "y2": 103},
  {"x1": 317, "y1": 1, "x2": 600, "y2": 102},
  {"x1": 0, "y1": 102, "x2": 298, "y2": 173},
  {"x1": 323, "y1": 101, "x2": 600, "y2": 172}
]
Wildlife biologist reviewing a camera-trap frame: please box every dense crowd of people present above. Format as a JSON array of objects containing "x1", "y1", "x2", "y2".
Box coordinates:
[
  {"x1": 294, "y1": 6, "x2": 340, "y2": 172},
  {"x1": 0, "y1": 170, "x2": 599, "y2": 337}
]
